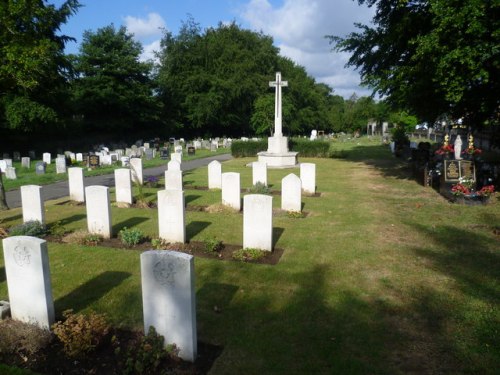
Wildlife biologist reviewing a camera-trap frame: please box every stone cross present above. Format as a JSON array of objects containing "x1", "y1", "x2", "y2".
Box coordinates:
[{"x1": 269, "y1": 72, "x2": 288, "y2": 137}]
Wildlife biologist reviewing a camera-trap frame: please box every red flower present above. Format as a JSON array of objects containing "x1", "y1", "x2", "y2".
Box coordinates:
[
  {"x1": 477, "y1": 185, "x2": 495, "y2": 197},
  {"x1": 435, "y1": 144, "x2": 454, "y2": 155}
]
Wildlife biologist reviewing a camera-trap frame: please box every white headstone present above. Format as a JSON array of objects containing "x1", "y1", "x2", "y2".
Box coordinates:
[
  {"x1": 167, "y1": 160, "x2": 181, "y2": 171},
  {"x1": 144, "y1": 142, "x2": 150, "y2": 149},
  {"x1": 171, "y1": 153, "x2": 182, "y2": 164},
  {"x1": 120, "y1": 156, "x2": 130, "y2": 167},
  {"x1": 20, "y1": 185, "x2": 45, "y2": 224},
  {"x1": 55, "y1": 157, "x2": 66, "y2": 174},
  {"x1": 68, "y1": 167, "x2": 85, "y2": 202},
  {"x1": 130, "y1": 158, "x2": 143, "y2": 185},
  {"x1": 252, "y1": 161, "x2": 267, "y2": 186},
  {"x1": 310, "y1": 130, "x2": 318, "y2": 140},
  {"x1": 164, "y1": 170, "x2": 183, "y2": 191},
  {"x1": 21, "y1": 157, "x2": 31, "y2": 168},
  {"x1": 221, "y1": 172, "x2": 241, "y2": 211},
  {"x1": 243, "y1": 194, "x2": 273, "y2": 251},
  {"x1": 194, "y1": 140, "x2": 202, "y2": 149},
  {"x1": 281, "y1": 173, "x2": 302, "y2": 212},
  {"x1": 42, "y1": 153, "x2": 51, "y2": 165},
  {"x1": 157, "y1": 189, "x2": 185, "y2": 243},
  {"x1": 2, "y1": 236, "x2": 55, "y2": 330},
  {"x1": 300, "y1": 163, "x2": 316, "y2": 194},
  {"x1": 208, "y1": 160, "x2": 222, "y2": 189},
  {"x1": 76, "y1": 153, "x2": 83, "y2": 162},
  {"x1": 114, "y1": 169, "x2": 133, "y2": 204},
  {"x1": 5, "y1": 167, "x2": 16, "y2": 180},
  {"x1": 174, "y1": 145, "x2": 183, "y2": 154},
  {"x1": 85, "y1": 186, "x2": 112, "y2": 239},
  {"x1": 0, "y1": 160, "x2": 6, "y2": 172},
  {"x1": 4, "y1": 159, "x2": 12, "y2": 167},
  {"x1": 141, "y1": 250, "x2": 197, "y2": 362},
  {"x1": 101, "y1": 154, "x2": 112, "y2": 166}
]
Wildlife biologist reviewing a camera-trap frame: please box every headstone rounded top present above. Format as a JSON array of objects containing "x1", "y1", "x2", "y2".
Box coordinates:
[
  {"x1": 85, "y1": 185, "x2": 109, "y2": 192},
  {"x1": 3, "y1": 235, "x2": 46, "y2": 246},
  {"x1": 142, "y1": 249, "x2": 193, "y2": 260},
  {"x1": 283, "y1": 173, "x2": 300, "y2": 182}
]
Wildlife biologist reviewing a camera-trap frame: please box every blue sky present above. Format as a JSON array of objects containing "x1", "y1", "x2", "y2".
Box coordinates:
[{"x1": 49, "y1": 0, "x2": 374, "y2": 98}]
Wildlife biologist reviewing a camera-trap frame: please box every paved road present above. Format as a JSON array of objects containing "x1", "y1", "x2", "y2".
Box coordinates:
[{"x1": 5, "y1": 153, "x2": 232, "y2": 208}]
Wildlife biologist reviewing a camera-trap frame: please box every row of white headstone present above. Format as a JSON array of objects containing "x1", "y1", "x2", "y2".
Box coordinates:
[{"x1": 2, "y1": 236, "x2": 197, "y2": 361}]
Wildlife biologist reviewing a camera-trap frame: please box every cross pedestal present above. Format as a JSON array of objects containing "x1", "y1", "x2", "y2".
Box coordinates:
[{"x1": 258, "y1": 72, "x2": 298, "y2": 168}]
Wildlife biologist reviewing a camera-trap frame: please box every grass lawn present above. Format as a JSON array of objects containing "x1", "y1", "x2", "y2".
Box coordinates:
[
  {"x1": 0, "y1": 138, "x2": 499, "y2": 374},
  {"x1": 2, "y1": 147, "x2": 230, "y2": 191}
]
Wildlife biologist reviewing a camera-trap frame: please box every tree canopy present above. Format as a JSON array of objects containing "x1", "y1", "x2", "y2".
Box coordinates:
[
  {"x1": 329, "y1": 0, "x2": 500, "y2": 130},
  {"x1": 0, "y1": 0, "x2": 80, "y2": 131}
]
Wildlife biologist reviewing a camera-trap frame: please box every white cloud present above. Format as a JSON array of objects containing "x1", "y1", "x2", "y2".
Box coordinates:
[
  {"x1": 124, "y1": 12, "x2": 166, "y2": 39},
  {"x1": 140, "y1": 40, "x2": 161, "y2": 63},
  {"x1": 241, "y1": 0, "x2": 374, "y2": 98}
]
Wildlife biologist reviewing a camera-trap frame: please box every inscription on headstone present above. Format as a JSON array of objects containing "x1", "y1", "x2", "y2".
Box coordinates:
[{"x1": 89, "y1": 155, "x2": 100, "y2": 168}]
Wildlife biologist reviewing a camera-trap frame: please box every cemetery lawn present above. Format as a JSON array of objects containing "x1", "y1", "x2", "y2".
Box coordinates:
[
  {"x1": 2, "y1": 148, "x2": 230, "y2": 191},
  {"x1": 0, "y1": 138, "x2": 499, "y2": 374}
]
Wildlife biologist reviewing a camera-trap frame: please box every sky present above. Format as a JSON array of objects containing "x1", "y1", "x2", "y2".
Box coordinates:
[{"x1": 49, "y1": 0, "x2": 375, "y2": 98}]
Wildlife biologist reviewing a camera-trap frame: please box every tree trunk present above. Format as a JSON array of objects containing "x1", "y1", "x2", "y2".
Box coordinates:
[{"x1": 0, "y1": 172, "x2": 9, "y2": 210}]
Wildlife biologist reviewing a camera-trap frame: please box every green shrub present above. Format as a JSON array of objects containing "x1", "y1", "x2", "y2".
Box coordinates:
[
  {"x1": 52, "y1": 310, "x2": 110, "y2": 359},
  {"x1": 48, "y1": 220, "x2": 68, "y2": 238},
  {"x1": 247, "y1": 182, "x2": 272, "y2": 195},
  {"x1": 287, "y1": 210, "x2": 305, "y2": 219},
  {"x1": 119, "y1": 227, "x2": 144, "y2": 247},
  {"x1": 151, "y1": 237, "x2": 169, "y2": 250},
  {"x1": 232, "y1": 248, "x2": 266, "y2": 262},
  {"x1": 204, "y1": 237, "x2": 224, "y2": 254},
  {"x1": 9, "y1": 220, "x2": 47, "y2": 237},
  {"x1": 289, "y1": 138, "x2": 330, "y2": 157},
  {"x1": 231, "y1": 140, "x2": 267, "y2": 157},
  {"x1": 124, "y1": 326, "x2": 176, "y2": 375}
]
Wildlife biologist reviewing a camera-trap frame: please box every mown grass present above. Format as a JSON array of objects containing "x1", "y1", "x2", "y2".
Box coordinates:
[
  {"x1": 0, "y1": 138, "x2": 499, "y2": 374},
  {"x1": 2, "y1": 147, "x2": 229, "y2": 191}
]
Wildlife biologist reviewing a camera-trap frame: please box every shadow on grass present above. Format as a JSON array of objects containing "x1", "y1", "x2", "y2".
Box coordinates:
[
  {"x1": 55, "y1": 271, "x2": 131, "y2": 316},
  {"x1": 187, "y1": 221, "x2": 211, "y2": 239},
  {"x1": 185, "y1": 194, "x2": 201, "y2": 205},
  {"x1": 197, "y1": 283, "x2": 239, "y2": 313},
  {"x1": 113, "y1": 217, "x2": 149, "y2": 234},
  {"x1": 0, "y1": 213, "x2": 22, "y2": 225},
  {"x1": 55, "y1": 214, "x2": 86, "y2": 226},
  {"x1": 272, "y1": 227, "x2": 284, "y2": 248},
  {"x1": 0, "y1": 267, "x2": 5, "y2": 283}
]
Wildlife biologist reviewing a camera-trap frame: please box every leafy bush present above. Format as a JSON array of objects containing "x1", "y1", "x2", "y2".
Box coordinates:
[
  {"x1": 247, "y1": 182, "x2": 272, "y2": 195},
  {"x1": 62, "y1": 230, "x2": 103, "y2": 246},
  {"x1": 0, "y1": 319, "x2": 52, "y2": 360},
  {"x1": 119, "y1": 227, "x2": 144, "y2": 247},
  {"x1": 124, "y1": 326, "x2": 176, "y2": 375},
  {"x1": 231, "y1": 140, "x2": 267, "y2": 157},
  {"x1": 204, "y1": 237, "x2": 224, "y2": 254},
  {"x1": 52, "y1": 310, "x2": 110, "y2": 359},
  {"x1": 289, "y1": 138, "x2": 330, "y2": 157},
  {"x1": 151, "y1": 237, "x2": 169, "y2": 250},
  {"x1": 232, "y1": 248, "x2": 266, "y2": 262},
  {"x1": 48, "y1": 220, "x2": 68, "y2": 238},
  {"x1": 9, "y1": 220, "x2": 47, "y2": 237}
]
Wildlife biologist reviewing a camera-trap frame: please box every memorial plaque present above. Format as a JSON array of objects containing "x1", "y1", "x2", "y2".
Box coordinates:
[
  {"x1": 89, "y1": 155, "x2": 100, "y2": 168},
  {"x1": 35, "y1": 162, "x2": 46, "y2": 175},
  {"x1": 187, "y1": 146, "x2": 195, "y2": 155},
  {"x1": 460, "y1": 160, "x2": 475, "y2": 181},
  {"x1": 444, "y1": 160, "x2": 460, "y2": 182}
]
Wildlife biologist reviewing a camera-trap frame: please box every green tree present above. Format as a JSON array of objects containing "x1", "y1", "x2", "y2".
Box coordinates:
[
  {"x1": 329, "y1": 0, "x2": 499, "y2": 129},
  {"x1": 0, "y1": 0, "x2": 80, "y2": 131},
  {"x1": 72, "y1": 25, "x2": 160, "y2": 131}
]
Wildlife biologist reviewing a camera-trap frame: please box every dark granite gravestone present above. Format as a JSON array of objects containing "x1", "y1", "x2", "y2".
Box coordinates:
[
  {"x1": 89, "y1": 155, "x2": 100, "y2": 168},
  {"x1": 35, "y1": 161, "x2": 46, "y2": 175},
  {"x1": 187, "y1": 146, "x2": 195, "y2": 155},
  {"x1": 28, "y1": 150, "x2": 36, "y2": 159},
  {"x1": 160, "y1": 148, "x2": 170, "y2": 160}
]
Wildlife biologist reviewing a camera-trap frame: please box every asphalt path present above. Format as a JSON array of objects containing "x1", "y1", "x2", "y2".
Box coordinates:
[{"x1": 5, "y1": 153, "x2": 232, "y2": 209}]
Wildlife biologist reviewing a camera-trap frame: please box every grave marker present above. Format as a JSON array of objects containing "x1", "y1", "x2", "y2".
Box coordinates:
[
  {"x1": 68, "y1": 167, "x2": 85, "y2": 202},
  {"x1": 165, "y1": 170, "x2": 183, "y2": 191},
  {"x1": 208, "y1": 160, "x2": 222, "y2": 189},
  {"x1": 141, "y1": 250, "x2": 197, "y2": 362},
  {"x1": 2, "y1": 236, "x2": 55, "y2": 330},
  {"x1": 157, "y1": 189, "x2": 185, "y2": 243},
  {"x1": 171, "y1": 152, "x2": 182, "y2": 163},
  {"x1": 21, "y1": 185, "x2": 45, "y2": 224},
  {"x1": 85, "y1": 186, "x2": 112, "y2": 238},
  {"x1": 42, "y1": 153, "x2": 51, "y2": 165},
  {"x1": 252, "y1": 161, "x2": 267, "y2": 186},
  {"x1": 89, "y1": 155, "x2": 100, "y2": 168},
  {"x1": 21, "y1": 157, "x2": 30, "y2": 168},
  {"x1": 35, "y1": 162, "x2": 46, "y2": 175},
  {"x1": 300, "y1": 163, "x2": 316, "y2": 194},
  {"x1": 243, "y1": 194, "x2": 273, "y2": 251},
  {"x1": 55, "y1": 157, "x2": 66, "y2": 174},
  {"x1": 5, "y1": 167, "x2": 16, "y2": 180},
  {"x1": 168, "y1": 160, "x2": 181, "y2": 171},
  {"x1": 221, "y1": 172, "x2": 241, "y2": 210},
  {"x1": 130, "y1": 158, "x2": 143, "y2": 185},
  {"x1": 281, "y1": 173, "x2": 302, "y2": 212},
  {"x1": 115, "y1": 168, "x2": 133, "y2": 204}
]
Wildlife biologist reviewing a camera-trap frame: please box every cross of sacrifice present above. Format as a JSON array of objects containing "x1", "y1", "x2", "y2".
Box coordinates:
[{"x1": 269, "y1": 72, "x2": 288, "y2": 137}]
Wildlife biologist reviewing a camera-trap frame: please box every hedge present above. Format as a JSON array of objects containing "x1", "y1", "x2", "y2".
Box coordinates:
[{"x1": 231, "y1": 138, "x2": 331, "y2": 158}]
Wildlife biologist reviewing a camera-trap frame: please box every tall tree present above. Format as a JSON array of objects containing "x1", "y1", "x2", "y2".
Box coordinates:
[
  {"x1": 329, "y1": 0, "x2": 499, "y2": 129},
  {"x1": 0, "y1": 0, "x2": 80, "y2": 131},
  {"x1": 72, "y1": 25, "x2": 160, "y2": 132}
]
